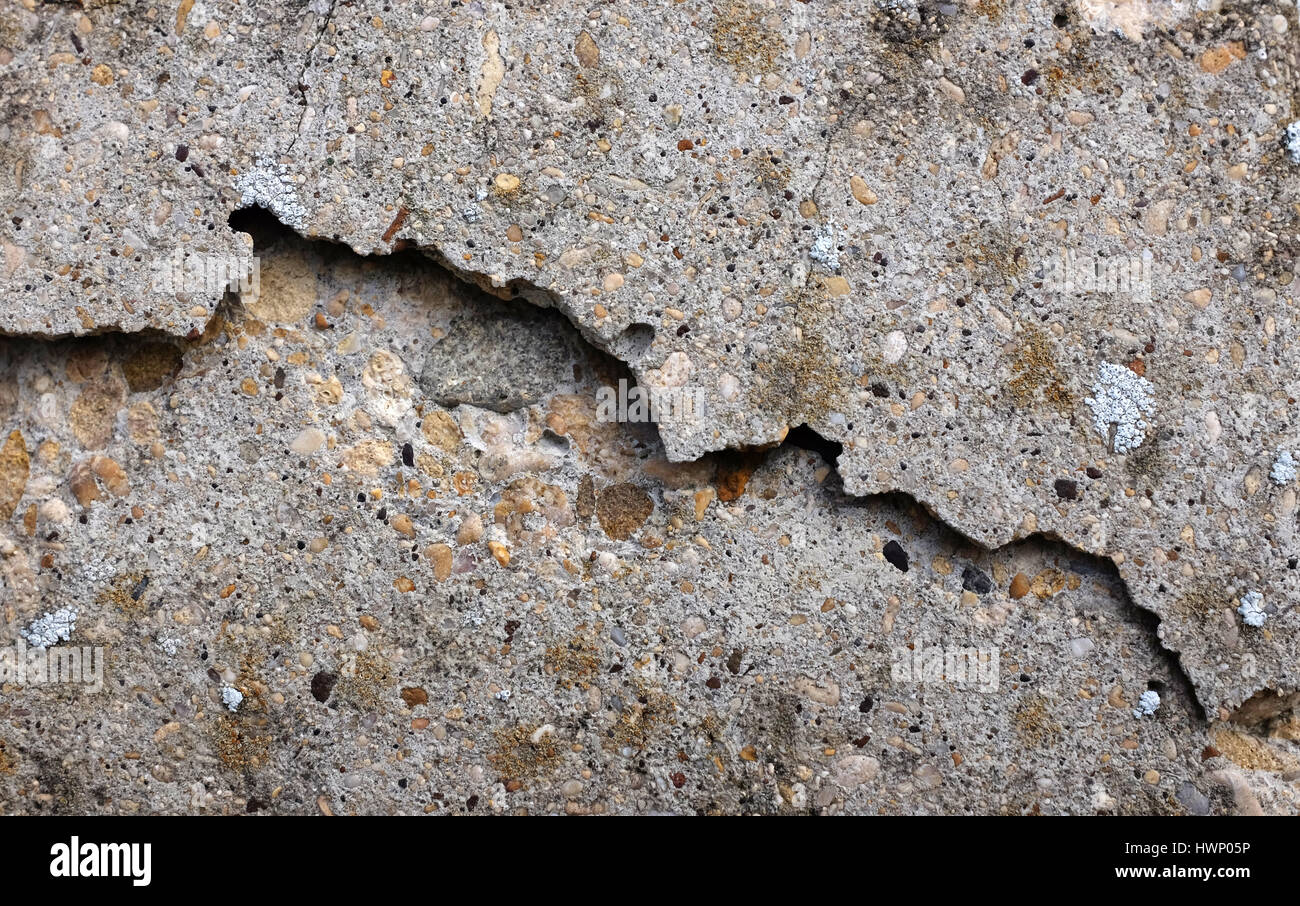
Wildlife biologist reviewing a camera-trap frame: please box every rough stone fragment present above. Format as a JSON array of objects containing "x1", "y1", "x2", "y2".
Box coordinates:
[
  {"x1": 595, "y1": 483, "x2": 653, "y2": 540},
  {"x1": 419, "y1": 298, "x2": 583, "y2": 413},
  {"x1": 0, "y1": 430, "x2": 29, "y2": 520}
]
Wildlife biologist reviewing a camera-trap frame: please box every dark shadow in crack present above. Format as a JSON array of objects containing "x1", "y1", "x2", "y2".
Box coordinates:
[
  {"x1": 769, "y1": 423, "x2": 1206, "y2": 723},
  {"x1": 784, "y1": 423, "x2": 843, "y2": 466},
  {"x1": 229, "y1": 205, "x2": 667, "y2": 434}
]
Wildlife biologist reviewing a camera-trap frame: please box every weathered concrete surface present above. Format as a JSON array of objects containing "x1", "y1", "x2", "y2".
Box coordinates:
[
  {"x1": 0, "y1": 0, "x2": 1299, "y2": 812},
  {"x1": 1, "y1": 224, "x2": 1297, "y2": 815}
]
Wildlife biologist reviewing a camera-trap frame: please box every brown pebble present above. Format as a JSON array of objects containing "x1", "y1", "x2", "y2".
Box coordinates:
[
  {"x1": 123, "y1": 342, "x2": 183, "y2": 392},
  {"x1": 487, "y1": 540, "x2": 511, "y2": 566},
  {"x1": 427, "y1": 543, "x2": 453, "y2": 582},
  {"x1": 574, "y1": 30, "x2": 600, "y2": 68},
  {"x1": 69, "y1": 460, "x2": 101, "y2": 507},
  {"x1": 1009, "y1": 573, "x2": 1030, "y2": 599},
  {"x1": 0, "y1": 430, "x2": 29, "y2": 520},
  {"x1": 421, "y1": 410, "x2": 462, "y2": 451},
  {"x1": 92, "y1": 455, "x2": 130, "y2": 497}
]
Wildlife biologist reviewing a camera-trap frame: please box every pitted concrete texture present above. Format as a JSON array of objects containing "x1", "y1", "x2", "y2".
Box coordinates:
[
  {"x1": 1, "y1": 219, "x2": 1297, "y2": 815},
  {"x1": 0, "y1": 0, "x2": 1299, "y2": 813}
]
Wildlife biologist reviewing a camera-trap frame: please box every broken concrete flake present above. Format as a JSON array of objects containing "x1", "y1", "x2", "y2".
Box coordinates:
[{"x1": 0, "y1": 0, "x2": 1297, "y2": 817}]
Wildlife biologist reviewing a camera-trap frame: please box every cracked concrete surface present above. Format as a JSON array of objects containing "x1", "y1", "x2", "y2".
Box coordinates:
[{"x1": 1, "y1": 0, "x2": 1299, "y2": 814}]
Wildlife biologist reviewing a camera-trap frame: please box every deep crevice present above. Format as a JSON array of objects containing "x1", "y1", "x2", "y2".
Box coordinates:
[
  {"x1": 783, "y1": 423, "x2": 842, "y2": 466},
  {"x1": 229, "y1": 204, "x2": 627, "y2": 364},
  {"x1": 767, "y1": 422, "x2": 1205, "y2": 722}
]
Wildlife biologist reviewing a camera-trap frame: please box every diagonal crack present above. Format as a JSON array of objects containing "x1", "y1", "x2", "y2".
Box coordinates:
[{"x1": 285, "y1": 0, "x2": 339, "y2": 155}]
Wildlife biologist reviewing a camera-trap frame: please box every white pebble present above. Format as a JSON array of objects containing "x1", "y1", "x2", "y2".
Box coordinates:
[
  {"x1": 881, "y1": 331, "x2": 907, "y2": 365},
  {"x1": 291, "y1": 427, "x2": 326, "y2": 455},
  {"x1": 809, "y1": 226, "x2": 840, "y2": 271},
  {"x1": 1287, "y1": 121, "x2": 1300, "y2": 165}
]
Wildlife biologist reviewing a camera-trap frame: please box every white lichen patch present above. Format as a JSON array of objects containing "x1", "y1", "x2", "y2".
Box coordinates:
[
  {"x1": 810, "y1": 226, "x2": 841, "y2": 271},
  {"x1": 1085, "y1": 363, "x2": 1156, "y2": 454},
  {"x1": 236, "y1": 160, "x2": 307, "y2": 230},
  {"x1": 221, "y1": 685, "x2": 244, "y2": 712},
  {"x1": 1286, "y1": 121, "x2": 1300, "y2": 165},
  {"x1": 1271, "y1": 449, "x2": 1298, "y2": 485},
  {"x1": 20, "y1": 606, "x2": 78, "y2": 649},
  {"x1": 1133, "y1": 689, "x2": 1161, "y2": 718},
  {"x1": 1238, "y1": 591, "x2": 1267, "y2": 628}
]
